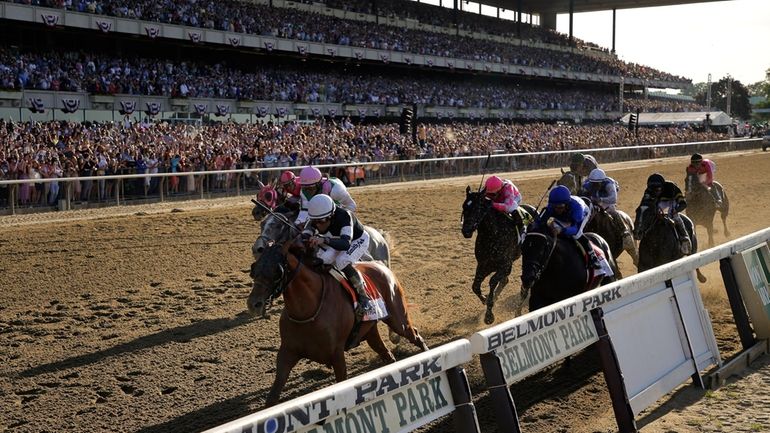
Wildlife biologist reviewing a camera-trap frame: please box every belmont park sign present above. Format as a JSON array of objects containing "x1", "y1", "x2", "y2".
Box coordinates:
[{"x1": 204, "y1": 341, "x2": 474, "y2": 433}]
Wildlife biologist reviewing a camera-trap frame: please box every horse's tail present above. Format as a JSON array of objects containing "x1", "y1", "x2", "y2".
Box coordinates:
[{"x1": 381, "y1": 230, "x2": 395, "y2": 268}]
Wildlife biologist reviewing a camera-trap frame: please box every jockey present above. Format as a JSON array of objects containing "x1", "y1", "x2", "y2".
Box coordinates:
[
  {"x1": 636, "y1": 173, "x2": 691, "y2": 255},
  {"x1": 686, "y1": 153, "x2": 722, "y2": 206},
  {"x1": 302, "y1": 194, "x2": 374, "y2": 319},
  {"x1": 277, "y1": 170, "x2": 301, "y2": 210},
  {"x1": 581, "y1": 154, "x2": 599, "y2": 177},
  {"x1": 295, "y1": 166, "x2": 357, "y2": 226},
  {"x1": 484, "y1": 175, "x2": 524, "y2": 225},
  {"x1": 539, "y1": 185, "x2": 601, "y2": 269},
  {"x1": 580, "y1": 168, "x2": 618, "y2": 211},
  {"x1": 557, "y1": 153, "x2": 585, "y2": 194}
]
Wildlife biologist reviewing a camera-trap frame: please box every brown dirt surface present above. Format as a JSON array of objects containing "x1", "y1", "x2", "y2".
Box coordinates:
[{"x1": 1, "y1": 149, "x2": 769, "y2": 433}]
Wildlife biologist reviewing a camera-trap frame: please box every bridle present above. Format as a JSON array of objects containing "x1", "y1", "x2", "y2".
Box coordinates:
[{"x1": 522, "y1": 230, "x2": 558, "y2": 284}]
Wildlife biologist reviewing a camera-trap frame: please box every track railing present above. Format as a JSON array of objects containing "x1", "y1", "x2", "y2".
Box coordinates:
[{"x1": 0, "y1": 138, "x2": 761, "y2": 215}]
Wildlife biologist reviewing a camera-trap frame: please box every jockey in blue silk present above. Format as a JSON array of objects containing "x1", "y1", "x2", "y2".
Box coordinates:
[
  {"x1": 580, "y1": 168, "x2": 618, "y2": 211},
  {"x1": 537, "y1": 185, "x2": 601, "y2": 269}
]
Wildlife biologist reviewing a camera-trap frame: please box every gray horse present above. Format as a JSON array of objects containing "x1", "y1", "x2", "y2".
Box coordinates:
[{"x1": 252, "y1": 209, "x2": 392, "y2": 268}]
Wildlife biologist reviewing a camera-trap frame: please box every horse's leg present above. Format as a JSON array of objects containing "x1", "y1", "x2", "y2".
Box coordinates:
[
  {"x1": 721, "y1": 199, "x2": 731, "y2": 238},
  {"x1": 365, "y1": 326, "x2": 397, "y2": 364},
  {"x1": 331, "y1": 350, "x2": 348, "y2": 383},
  {"x1": 265, "y1": 346, "x2": 299, "y2": 407},
  {"x1": 484, "y1": 269, "x2": 510, "y2": 325},
  {"x1": 471, "y1": 263, "x2": 492, "y2": 304}
]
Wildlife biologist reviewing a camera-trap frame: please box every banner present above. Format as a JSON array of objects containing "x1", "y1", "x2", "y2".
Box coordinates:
[
  {"x1": 297, "y1": 45, "x2": 307, "y2": 56},
  {"x1": 326, "y1": 47, "x2": 336, "y2": 57},
  {"x1": 95, "y1": 19, "x2": 112, "y2": 33},
  {"x1": 228, "y1": 36, "x2": 241, "y2": 47},
  {"x1": 264, "y1": 41, "x2": 274, "y2": 52},
  {"x1": 119, "y1": 100, "x2": 136, "y2": 115},
  {"x1": 215, "y1": 104, "x2": 230, "y2": 117},
  {"x1": 144, "y1": 26, "x2": 161, "y2": 38},
  {"x1": 380, "y1": 53, "x2": 389, "y2": 64},
  {"x1": 327, "y1": 108, "x2": 337, "y2": 117},
  {"x1": 426, "y1": 59, "x2": 434, "y2": 67},
  {"x1": 257, "y1": 106, "x2": 269, "y2": 117},
  {"x1": 404, "y1": 56, "x2": 412, "y2": 65},
  {"x1": 447, "y1": 61, "x2": 454, "y2": 70},
  {"x1": 145, "y1": 102, "x2": 161, "y2": 116},
  {"x1": 276, "y1": 106, "x2": 287, "y2": 117},
  {"x1": 466, "y1": 62, "x2": 474, "y2": 71},
  {"x1": 354, "y1": 51, "x2": 363, "y2": 61},
  {"x1": 28, "y1": 98, "x2": 45, "y2": 114},
  {"x1": 61, "y1": 98, "x2": 80, "y2": 114},
  {"x1": 357, "y1": 108, "x2": 367, "y2": 118},
  {"x1": 371, "y1": 108, "x2": 381, "y2": 117},
  {"x1": 193, "y1": 103, "x2": 207, "y2": 115},
  {"x1": 188, "y1": 31, "x2": 202, "y2": 43},
  {"x1": 41, "y1": 13, "x2": 59, "y2": 27},
  {"x1": 310, "y1": 107, "x2": 321, "y2": 117}
]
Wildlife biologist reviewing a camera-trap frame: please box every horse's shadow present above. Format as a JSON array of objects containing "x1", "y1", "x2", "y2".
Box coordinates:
[{"x1": 14, "y1": 313, "x2": 253, "y2": 378}]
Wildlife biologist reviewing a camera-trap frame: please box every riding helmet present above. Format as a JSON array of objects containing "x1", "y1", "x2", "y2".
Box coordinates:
[
  {"x1": 690, "y1": 153, "x2": 703, "y2": 163},
  {"x1": 279, "y1": 170, "x2": 296, "y2": 185},
  {"x1": 549, "y1": 185, "x2": 571, "y2": 205},
  {"x1": 570, "y1": 153, "x2": 585, "y2": 164},
  {"x1": 484, "y1": 176, "x2": 504, "y2": 194},
  {"x1": 308, "y1": 194, "x2": 335, "y2": 220},
  {"x1": 647, "y1": 173, "x2": 665, "y2": 187},
  {"x1": 588, "y1": 168, "x2": 606, "y2": 183},
  {"x1": 299, "y1": 166, "x2": 323, "y2": 186}
]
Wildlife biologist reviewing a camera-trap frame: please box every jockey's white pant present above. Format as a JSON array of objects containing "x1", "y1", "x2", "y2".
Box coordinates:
[{"x1": 316, "y1": 231, "x2": 370, "y2": 270}]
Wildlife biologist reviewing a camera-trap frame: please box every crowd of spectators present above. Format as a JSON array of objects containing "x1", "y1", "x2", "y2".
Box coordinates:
[
  {"x1": 0, "y1": 47, "x2": 619, "y2": 110},
  {"x1": 624, "y1": 97, "x2": 706, "y2": 113},
  {"x1": 0, "y1": 118, "x2": 727, "y2": 207},
  {"x1": 3, "y1": 0, "x2": 689, "y2": 82}
]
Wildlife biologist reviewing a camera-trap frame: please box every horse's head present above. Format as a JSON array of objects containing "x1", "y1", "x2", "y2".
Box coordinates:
[
  {"x1": 461, "y1": 185, "x2": 492, "y2": 238},
  {"x1": 254, "y1": 212, "x2": 294, "y2": 258},
  {"x1": 685, "y1": 173, "x2": 707, "y2": 197},
  {"x1": 247, "y1": 241, "x2": 293, "y2": 318},
  {"x1": 520, "y1": 227, "x2": 555, "y2": 291}
]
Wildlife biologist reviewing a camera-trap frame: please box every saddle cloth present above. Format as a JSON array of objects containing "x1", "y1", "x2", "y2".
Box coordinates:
[
  {"x1": 330, "y1": 268, "x2": 389, "y2": 322},
  {"x1": 575, "y1": 241, "x2": 614, "y2": 289}
]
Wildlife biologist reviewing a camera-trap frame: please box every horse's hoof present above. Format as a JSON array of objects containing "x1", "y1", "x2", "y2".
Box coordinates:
[
  {"x1": 698, "y1": 273, "x2": 708, "y2": 283},
  {"x1": 520, "y1": 288, "x2": 529, "y2": 300},
  {"x1": 484, "y1": 311, "x2": 495, "y2": 325}
]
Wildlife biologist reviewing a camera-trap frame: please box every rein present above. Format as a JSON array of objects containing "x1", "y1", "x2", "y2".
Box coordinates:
[{"x1": 523, "y1": 231, "x2": 558, "y2": 280}]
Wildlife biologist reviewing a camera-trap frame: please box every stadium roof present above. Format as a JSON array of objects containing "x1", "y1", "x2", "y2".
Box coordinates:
[{"x1": 480, "y1": 0, "x2": 728, "y2": 15}]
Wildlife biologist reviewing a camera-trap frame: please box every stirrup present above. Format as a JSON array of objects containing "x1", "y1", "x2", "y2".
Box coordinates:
[{"x1": 680, "y1": 239, "x2": 692, "y2": 255}]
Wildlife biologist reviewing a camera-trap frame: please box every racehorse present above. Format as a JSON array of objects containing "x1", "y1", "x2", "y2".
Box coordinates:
[
  {"x1": 557, "y1": 169, "x2": 582, "y2": 195},
  {"x1": 584, "y1": 204, "x2": 639, "y2": 273},
  {"x1": 685, "y1": 173, "x2": 730, "y2": 246},
  {"x1": 461, "y1": 186, "x2": 537, "y2": 324},
  {"x1": 520, "y1": 222, "x2": 618, "y2": 312},
  {"x1": 247, "y1": 240, "x2": 429, "y2": 406},
  {"x1": 635, "y1": 204, "x2": 707, "y2": 282}
]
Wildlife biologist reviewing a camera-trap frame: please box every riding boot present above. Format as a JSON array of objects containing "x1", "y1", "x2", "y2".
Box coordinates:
[
  {"x1": 672, "y1": 214, "x2": 692, "y2": 255},
  {"x1": 578, "y1": 236, "x2": 602, "y2": 269},
  {"x1": 342, "y1": 264, "x2": 374, "y2": 321}
]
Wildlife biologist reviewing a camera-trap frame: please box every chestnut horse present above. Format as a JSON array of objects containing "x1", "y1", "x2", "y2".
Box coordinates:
[{"x1": 247, "y1": 241, "x2": 429, "y2": 406}]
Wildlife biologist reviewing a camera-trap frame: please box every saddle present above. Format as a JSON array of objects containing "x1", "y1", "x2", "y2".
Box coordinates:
[
  {"x1": 573, "y1": 239, "x2": 609, "y2": 290},
  {"x1": 328, "y1": 268, "x2": 388, "y2": 322}
]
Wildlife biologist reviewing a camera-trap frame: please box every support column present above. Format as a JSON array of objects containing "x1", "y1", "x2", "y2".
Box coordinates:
[
  {"x1": 612, "y1": 8, "x2": 617, "y2": 53},
  {"x1": 497, "y1": 7, "x2": 500, "y2": 19},
  {"x1": 540, "y1": 12, "x2": 557, "y2": 30},
  {"x1": 517, "y1": 0, "x2": 522, "y2": 37},
  {"x1": 569, "y1": 0, "x2": 574, "y2": 41}
]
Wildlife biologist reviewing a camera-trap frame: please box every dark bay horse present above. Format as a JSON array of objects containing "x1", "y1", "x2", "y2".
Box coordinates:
[
  {"x1": 461, "y1": 186, "x2": 537, "y2": 324},
  {"x1": 520, "y1": 224, "x2": 617, "y2": 312},
  {"x1": 685, "y1": 173, "x2": 730, "y2": 246},
  {"x1": 247, "y1": 241, "x2": 429, "y2": 406},
  {"x1": 635, "y1": 205, "x2": 707, "y2": 282},
  {"x1": 584, "y1": 205, "x2": 639, "y2": 274}
]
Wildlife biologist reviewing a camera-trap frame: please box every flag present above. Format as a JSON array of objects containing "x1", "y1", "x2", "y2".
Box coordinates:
[
  {"x1": 61, "y1": 98, "x2": 80, "y2": 114},
  {"x1": 264, "y1": 41, "x2": 274, "y2": 52},
  {"x1": 193, "y1": 103, "x2": 207, "y2": 115},
  {"x1": 145, "y1": 26, "x2": 160, "y2": 38},
  {"x1": 426, "y1": 59, "x2": 434, "y2": 67},
  {"x1": 297, "y1": 45, "x2": 307, "y2": 56},
  {"x1": 276, "y1": 107, "x2": 287, "y2": 117},
  {"x1": 357, "y1": 108, "x2": 367, "y2": 118},
  {"x1": 41, "y1": 13, "x2": 59, "y2": 27},
  {"x1": 311, "y1": 107, "x2": 321, "y2": 117},
  {"x1": 447, "y1": 61, "x2": 454, "y2": 69},
  {"x1": 354, "y1": 51, "x2": 363, "y2": 61},
  {"x1": 327, "y1": 108, "x2": 337, "y2": 117},
  {"x1": 228, "y1": 36, "x2": 241, "y2": 47},
  {"x1": 257, "y1": 106, "x2": 269, "y2": 117},
  {"x1": 327, "y1": 47, "x2": 337, "y2": 57},
  {"x1": 28, "y1": 98, "x2": 45, "y2": 114},
  {"x1": 119, "y1": 101, "x2": 136, "y2": 115}
]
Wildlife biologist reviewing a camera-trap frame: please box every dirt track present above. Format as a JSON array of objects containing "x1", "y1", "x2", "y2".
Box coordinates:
[{"x1": 1, "y1": 149, "x2": 769, "y2": 433}]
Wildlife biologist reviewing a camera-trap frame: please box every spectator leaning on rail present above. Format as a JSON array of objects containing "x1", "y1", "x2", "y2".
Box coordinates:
[
  {"x1": 484, "y1": 175, "x2": 526, "y2": 228},
  {"x1": 537, "y1": 185, "x2": 602, "y2": 269},
  {"x1": 295, "y1": 166, "x2": 357, "y2": 227},
  {"x1": 302, "y1": 194, "x2": 374, "y2": 320},
  {"x1": 635, "y1": 173, "x2": 691, "y2": 255},
  {"x1": 686, "y1": 153, "x2": 722, "y2": 207}
]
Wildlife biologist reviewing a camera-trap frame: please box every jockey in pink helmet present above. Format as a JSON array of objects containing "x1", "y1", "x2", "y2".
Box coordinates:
[
  {"x1": 278, "y1": 170, "x2": 301, "y2": 198},
  {"x1": 484, "y1": 175, "x2": 522, "y2": 215},
  {"x1": 295, "y1": 166, "x2": 357, "y2": 226}
]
